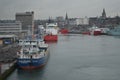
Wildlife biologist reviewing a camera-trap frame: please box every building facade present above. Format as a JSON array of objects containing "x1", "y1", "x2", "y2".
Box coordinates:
[
  {"x1": 0, "y1": 21, "x2": 22, "y2": 33},
  {"x1": 56, "y1": 16, "x2": 65, "y2": 28},
  {"x1": 15, "y1": 11, "x2": 34, "y2": 30},
  {"x1": 76, "y1": 17, "x2": 89, "y2": 25},
  {"x1": 89, "y1": 9, "x2": 120, "y2": 28}
]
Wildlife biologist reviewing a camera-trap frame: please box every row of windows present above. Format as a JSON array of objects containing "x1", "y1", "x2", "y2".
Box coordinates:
[
  {"x1": 0, "y1": 28, "x2": 21, "y2": 29},
  {"x1": 0, "y1": 26, "x2": 21, "y2": 27},
  {"x1": 0, "y1": 28, "x2": 21, "y2": 30},
  {"x1": 0, "y1": 24, "x2": 21, "y2": 26},
  {"x1": 0, "y1": 29, "x2": 21, "y2": 31}
]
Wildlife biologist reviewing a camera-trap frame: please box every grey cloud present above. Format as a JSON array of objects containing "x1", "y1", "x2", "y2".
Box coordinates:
[{"x1": 0, "y1": 0, "x2": 120, "y2": 19}]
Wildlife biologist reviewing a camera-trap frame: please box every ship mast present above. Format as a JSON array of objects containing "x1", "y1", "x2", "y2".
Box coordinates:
[{"x1": 32, "y1": 11, "x2": 34, "y2": 39}]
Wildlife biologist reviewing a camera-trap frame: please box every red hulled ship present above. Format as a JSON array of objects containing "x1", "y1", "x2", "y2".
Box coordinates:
[
  {"x1": 89, "y1": 26, "x2": 102, "y2": 36},
  {"x1": 59, "y1": 28, "x2": 68, "y2": 34},
  {"x1": 44, "y1": 23, "x2": 58, "y2": 41}
]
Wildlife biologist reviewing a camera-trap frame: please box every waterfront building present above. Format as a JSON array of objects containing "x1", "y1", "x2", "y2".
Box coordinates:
[
  {"x1": 56, "y1": 16, "x2": 64, "y2": 22},
  {"x1": 0, "y1": 34, "x2": 17, "y2": 45},
  {"x1": 89, "y1": 9, "x2": 120, "y2": 28},
  {"x1": 68, "y1": 18, "x2": 77, "y2": 26},
  {"x1": 76, "y1": 17, "x2": 89, "y2": 25},
  {"x1": 0, "y1": 21, "x2": 22, "y2": 33},
  {"x1": 56, "y1": 16, "x2": 64, "y2": 28},
  {"x1": 15, "y1": 11, "x2": 34, "y2": 31},
  {"x1": 68, "y1": 17, "x2": 89, "y2": 26}
]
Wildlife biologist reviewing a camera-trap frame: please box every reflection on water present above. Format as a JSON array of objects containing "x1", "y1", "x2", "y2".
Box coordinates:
[
  {"x1": 113, "y1": 36, "x2": 120, "y2": 39},
  {"x1": 6, "y1": 34, "x2": 120, "y2": 80},
  {"x1": 16, "y1": 68, "x2": 45, "y2": 80}
]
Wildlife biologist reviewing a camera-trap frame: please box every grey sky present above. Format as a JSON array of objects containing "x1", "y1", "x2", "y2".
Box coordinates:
[{"x1": 0, "y1": 0, "x2": 120, "y2": 19}]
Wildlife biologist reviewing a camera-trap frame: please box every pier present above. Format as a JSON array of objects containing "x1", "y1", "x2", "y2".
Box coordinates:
[
  {"x1": 0, "y1": 44, "x2": 20, "y2": 80},
  {"x1": 0, "y1": 62, "x2": 16, "y2": 80}
]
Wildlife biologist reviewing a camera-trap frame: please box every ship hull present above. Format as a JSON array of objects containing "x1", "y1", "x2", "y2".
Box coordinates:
[
  {"x1": 93, "y1": 31, "x2": 101, "y2": 35},
  {"x1": 17, "y1": 49, "x2": 49, "y2": 70},
  {"x1": 44, "y1": 35, "x2": 58, "y2": 41},
  {"x1": 17, "y1": 55, "x2": 48, "y2": 70},
  {"x1": 90, "y1": 30, "x2": 101, "y2": 35},
  {"x1": 108, "y1": 31, "x2": 120, "y2": 36},
  {"x1": 60, "y1": 29, "x2": 68, "y2": 34},
  {"x1": 82, "y1": 31, "x2": 90, "y2": 35},
  {"x1": 89, "y1": 26, "x2": 102, "y2": 36}
]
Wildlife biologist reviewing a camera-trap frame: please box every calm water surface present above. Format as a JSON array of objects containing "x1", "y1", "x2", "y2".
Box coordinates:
[{"x1": 6, "y1": 34, "x2": 120, "y2": 80}]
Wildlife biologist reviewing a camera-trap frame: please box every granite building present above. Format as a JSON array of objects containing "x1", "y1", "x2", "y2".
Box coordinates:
[
  {"x1": 0, "y1": 21, "x2": 22, "y2": 33},
  {"x1": 89, "y1": 9, "x2": 120, "y2": 28},
  {"x1": 15, "y1": 11, "x2": 34, "y2": 30}
]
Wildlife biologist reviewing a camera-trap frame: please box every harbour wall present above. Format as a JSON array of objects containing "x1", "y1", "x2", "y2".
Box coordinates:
[
  {"x1": 0, "y1": 44, "x2": 20, "y2": 80},
  {"x1": 0, "y1": 62, "x2": 16, "y2": 80}
]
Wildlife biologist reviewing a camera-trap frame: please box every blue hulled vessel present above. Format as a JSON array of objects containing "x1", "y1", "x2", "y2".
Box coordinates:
[
  {"x1": 107, "y1": 25, "x2": 120, "y2": 36},
  {"x1": 17, "y1": 39, "x2": 49, "y2": 70}
]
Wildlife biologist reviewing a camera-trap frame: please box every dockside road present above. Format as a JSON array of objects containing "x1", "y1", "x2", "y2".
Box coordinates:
[{"x1": 0, "y1": 44, "x2": 21, "y2": 63}]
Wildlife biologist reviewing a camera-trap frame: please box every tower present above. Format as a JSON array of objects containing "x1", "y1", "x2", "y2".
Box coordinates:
[
  {"x1": 65, "y1": 12, "x2": 69, "y2": 27},
  {"x1": 102, "y1": 8, "x2": 106, "y2": 19},
  {"x1": 65, "y1": 12, "x2": 68, "y2": 20}
]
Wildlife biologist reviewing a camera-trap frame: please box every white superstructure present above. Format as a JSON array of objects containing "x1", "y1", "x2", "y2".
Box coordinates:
[{"x1": 45, "y1": 23, "x2": 58, "y2": 35}]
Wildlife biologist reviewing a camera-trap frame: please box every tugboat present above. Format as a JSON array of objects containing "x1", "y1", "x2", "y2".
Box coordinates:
[{"x1": 44, "y1": 23, "x2": 58, "y2": 41}]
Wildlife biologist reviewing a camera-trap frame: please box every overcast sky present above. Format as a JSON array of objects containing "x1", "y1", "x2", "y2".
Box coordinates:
[{"x1": 0, "y1": 0, "x2": 120, "y2": 20}]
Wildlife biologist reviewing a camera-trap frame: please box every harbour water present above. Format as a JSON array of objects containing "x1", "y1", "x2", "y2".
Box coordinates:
[{"x1": 6, "y1": 34, "x2": 120, "y2": 80}]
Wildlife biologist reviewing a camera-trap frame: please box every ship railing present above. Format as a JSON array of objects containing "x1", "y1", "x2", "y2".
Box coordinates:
[
  {"x1": 18, "y1": 52, "x2": 45, "y2": 59},
  {"x1": 40, "y1": 52, "x2": 45, "y2": 57},
  {"x1": 19, "y1": 54, "x2": 30, "y2": 59},
  {"x1": 39, "y1": 44, "x2": 48, "y2": 48}
]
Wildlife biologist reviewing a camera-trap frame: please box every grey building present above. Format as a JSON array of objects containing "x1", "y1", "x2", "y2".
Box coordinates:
[
  {"x1": 0, "y1": 21, "x2": 22, "y2": 33},
  {"x1": 15, "y1": 11, "x2": 34, "y2": 30}
]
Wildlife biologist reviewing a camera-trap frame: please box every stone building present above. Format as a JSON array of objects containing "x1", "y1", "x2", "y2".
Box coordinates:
[
  {"x1": 89, "y1": 9, "x2": 120, "y2": 28},
  {"x1": 15, "y1": 11, "x2": 34, "y2": 30}
]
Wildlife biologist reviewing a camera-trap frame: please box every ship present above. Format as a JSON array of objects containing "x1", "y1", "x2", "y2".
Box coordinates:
[
  {"x1": 44, "y1": 23, "x2": 58, "y2": 41},
  {"x1": 59, "y1": 28, "x2": 68, "y2": 34},
  {"x1": 100, "y1": 28, "x2": 110, "y2": 35},
  {"x1": 107, "y1": 25, "x2": 120, "y2": 36},
  {"x1": 16, "y1": 24, "x2": 49, "y2": 70},
  {"x1": 89, "y1": 26, "x2": 102, "y2": 35},
  {"x1": 17, "y1": 39, "x2": 49, "y2": 70}
]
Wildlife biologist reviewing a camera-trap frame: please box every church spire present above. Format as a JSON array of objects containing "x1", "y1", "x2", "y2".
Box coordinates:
[
  {"x1": 64, "y1": 12, "x2": 69, "y2": 29},
  {"x1": 102, "y1": 8, "x2": 106, "y2": 19},
  {"x1": 65, "y1": 12, "x2": 68, "y2": 20}
]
